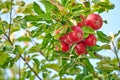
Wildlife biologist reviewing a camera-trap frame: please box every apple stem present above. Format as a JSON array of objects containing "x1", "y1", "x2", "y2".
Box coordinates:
[
  {"x1": 20, "y1": 55, "x2": 42, "y2": 80},
  {"x1": 69, "y1": 43, "x2": 77, "y2": 59}
]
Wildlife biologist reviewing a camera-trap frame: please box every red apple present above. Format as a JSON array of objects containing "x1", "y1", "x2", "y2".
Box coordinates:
[
  {"x1": 74, "y1": 41, "x2": 87, "y2": 55},
  {"x1": 77, "y1": 21, "x2": 85, "y2": 28},
  {"x1": 59, "y1": 34, "x2": 67, "y2": 41},
  {"x1": 61, "y1": 41, "x2": 69, "y2": 52},
  {"x1": 71, "y1": 26, "x2": 83, "y2": 32},
  {"x1": 68, "y1": 27, "x2": 84, "y2": 43},
  {"x1": 77, "y1": 15, "x2": 86, "y2": 27},
  {"x1": 84, "y1": 34, "x2": 97, "y2": 46},
  {"x1": 59, "y1": 34, "x2": 73, "y2": 45},
  {"x1": 86, "y1": 13, "x2": 103, "y2": 30}
]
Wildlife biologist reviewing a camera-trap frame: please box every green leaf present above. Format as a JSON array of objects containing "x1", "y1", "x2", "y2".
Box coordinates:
[
  {"x1": 66, "y1": 66, "x2": 81, "y2": 75},
  {"x1": 0, "y1": 25, "x2": 4, "y2": 35},
  {"x1": 97, "y1": 31, "x2": 111, "y2": 43},
  {"x1": 24, "y1": 13, "x2": 52, "y2": 21},
  {"x1": 41, "y1": 34, "x2": 52, "y2": 49},
  {"x1": 61, "y1": 78, "x2": 73, "y2": 80},
  {"x1": 28, "y1": 46, "x2": 38, "y2": 53},
  {"x1": 82, "y1": 26, "x2": 95, "y2": 34},
  {"x1": 33, "y1": 58, "x2": 40, "y2": 68},
  {"x1": 115, "y1": 30, "x2": 120, "y2": 37},
  {"x1": 17, "y1": 36, "x2": 31, "y2": 42},
  {"x1": 4, "y1": 1, "x2": 11, "y2": 10},
  {"x1": 40, "y1": 1, "x2": 55, "y2": 12},
  {"x1": 40, "y1": 12, "x2": 52, "y2": 21},
  {"x1": 51, "y1": 74, "x2": 59, "y2": 80},
  {"x1": 13, "y1": 16, "x2": 23, "y2": 22},
  {"x1": 60, "y1": 27, "x2": 68, "y2": 34},
  {"x1": 31, "y1": 26, "x2": 43, "y2": 37},
  {"x1": 97, "y1": 64, "x2": 115, "y2": 72},
  {"x1": 97, "y1": 57, "x2": 116, "y2": 72},
  {"x1": 117, "y1": 38, "x2": 120, "y2": 50},
  {"x1": 30, "y1": 75, "x2": 35, "y2": 80},
  {"x1": 23, "y1": 3, "x2": 34, "y2": 14},
  {"x1": 44, "y1": 64, "x2": 60, "y2": 72},
  {"x1": 11, "y1": 23, "x2": 20, "y2": 33},
  {"x1": 55, "y1": 51, "x2": 69, "y2": 58},
  {"x1": 88, "y1": 45, "x2": 102, "y2": 51},
  {"x1": 101, "y1": 44, "x2": 111, "y2": 50},
  {"x1": 61, "y1": 0, "x2": 67, "y2": 6},
  {"x1": 13, "y1": 45, "x2": 23, "y2": 54},
  {"x1": 83, "y1": 74, "x2": 94, "y2": 80},
  {"x1": 33, "y1": 2, "x2": 44, "y2": 15},
  {"x1": 0, "y1": 2, "x2": 5, "y2": 10},
  {"x1": 31, "y1": 54, "x2": 39, "y2": 59},
  {"x1": 20, "y1": 19, "x2": 27, "y2": 29},
  {"x1": 0, "y1": 21, "x2": 8, "y2": 32},
  {"x1": 16, "y1": 1, "x2": 25, "y2": 6},
  {"x1": 41, "y1": 38, "x2": 49, "y2": 49},
  {"x1": 79, "y1": 58, "x2": 95, "y2": 74},
  {"x1": 59, "y1": 61, "x2": 79, "y2": 76},
  {"x1": 83, "y1": 66, "x2": 88, "y2": 75},
  {"x1": 103, "y1": 20, "x2": 108, "y2": 24},
  {"x1": 0, "y1": 52, "x2": 9, "y2": 66},
  {"x1": 26, "y1": 70, "x2": 31, "y2": 78},
  {"x1": 24, "y1": 15, "x2": 41, "y2": 21},
  {"x1": 89, "y1": 50, "x2": 97, "y2": 58},
  {"x1": 59, "y1": 63, "x2": 71, "y2": 76},
  {"x1": 97, "y1": 2, "x2": 114, "y2": 9},
  {"x1": 82, "y1": 26, "x2": 95, "y2": 38},
  {"x1": 98, "y1": 8, "x2": 105, "y2": 13},
  {"x1": 83, "y1": 1, "x2": 90, "y2": 7},
  {"x1": 75, "y1": 73, "x2": 85, "y2": 80},
  {"x1": 2, "y1": 46, "x2": 12, "y2": 52}
]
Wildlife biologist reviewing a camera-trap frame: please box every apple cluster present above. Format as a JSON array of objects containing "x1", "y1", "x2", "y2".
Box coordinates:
[{"x1": 59, "y1": 13, "x2": 103, "y2": 55}]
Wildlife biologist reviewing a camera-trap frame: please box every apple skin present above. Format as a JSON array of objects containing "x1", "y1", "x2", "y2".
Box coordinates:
[
  {"x1": 68, "y1": 26, "x2": 84, "y2": 43},
  {"x1": 59, "y1": 26, "x2": 84, "y2": 45},
  {"x1": 85, "y1": 14, "x2": 103, "y2": 30},
  {"x1": 84, "y1": 34, "x2": 97, "y2": 46},
  {"x1": 61, "y1": 41, "x2": 69, "y2": 52},
  {"x1": 74, "y1": 41, "x2": 87, "y2": 55},
  {"x1": 71, "y1": 26, "x2": 83, "y2": 32},
  {"x1": 77, "y1": 15, "x2": 86, "y2": 28},
  {"x1": 68, "y1": 31, "x2": 83, "y2": 43},
  {"x1": 59, "y1": 34, "x2": 73, "y2": 45},
  {"x1": 77, "y1": 22, "x2": 85, "y2": 28}
]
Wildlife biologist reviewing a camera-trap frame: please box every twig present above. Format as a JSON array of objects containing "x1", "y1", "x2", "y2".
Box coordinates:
[
  {"x1": 26, "y1": 30, "x2": 45, "y2": 56},
  {"x1": 19, "y1": 59, "x2": 21, "y2": 80},
  {"x1": 31, "y1": 38, "x2": 45, "y2": 56},
  {"x1": 9, "y1": 0, "x2": 13, "y2": 37},
  {"x1": 2, "y1": 26, "x2": 13, "y2": 45},
  {"x1": 4, "y1": 34, "x2": 13, "y2": 45},
  {"x1": 20, "y1": 55, "x2": 42, "y2": 80},
  {"x1": 112, "y1": 41, "x2": 120, "y2": 67}
]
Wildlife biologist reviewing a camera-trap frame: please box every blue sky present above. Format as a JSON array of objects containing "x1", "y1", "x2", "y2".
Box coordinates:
[{"x1": 100, "y1": 0, "x2": 120, "y2": 35}]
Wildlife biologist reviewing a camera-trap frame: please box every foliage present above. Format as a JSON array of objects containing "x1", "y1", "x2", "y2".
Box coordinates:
[{"x1": 0, "y1": 0, "x2": 120, "y2": 80}]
